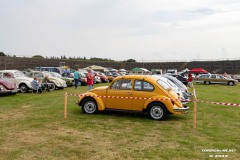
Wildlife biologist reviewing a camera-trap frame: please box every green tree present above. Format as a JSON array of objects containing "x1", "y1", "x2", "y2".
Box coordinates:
[
  {"x1": 32, "y1": 55, "x2": 44, "y2": 58},
  {"x1": 125, "y1": 59, "x2": 136, "y2": 62},
  {"x1": 0, "y1": 52, "x2": 6, "y2": 56}
]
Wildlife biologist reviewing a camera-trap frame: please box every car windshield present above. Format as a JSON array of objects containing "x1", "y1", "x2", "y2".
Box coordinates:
[
  {"x1": 44, "y1": 72, "x2": 54, "y2": 78},
  {"x1": 14, "y1": 71, "x2": 26, "y2": 77}
]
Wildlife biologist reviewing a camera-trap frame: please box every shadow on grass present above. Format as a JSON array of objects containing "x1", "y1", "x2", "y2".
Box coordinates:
[{"x1": 71, "y1": 107, "x2": 187, "y2": 122}]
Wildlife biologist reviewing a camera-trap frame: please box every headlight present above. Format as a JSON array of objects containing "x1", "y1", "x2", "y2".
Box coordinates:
[{"x1": 0, "y1": 85, "x2": 4, "y2": 90}]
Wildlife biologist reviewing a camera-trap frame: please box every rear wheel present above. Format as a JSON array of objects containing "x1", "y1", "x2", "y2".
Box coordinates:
[
  {"x1": 19, "y1": 84, "x2": 29, "y2": 93},
  {"x1": 204, "y1": 81, "x2": 210, "y2": 85},
  {"x1": 82, "y1": 98, "x2": 98, "y2": 114},
  {"x1": 148, "y1": 103, "x2": 167, "y2": 120}
]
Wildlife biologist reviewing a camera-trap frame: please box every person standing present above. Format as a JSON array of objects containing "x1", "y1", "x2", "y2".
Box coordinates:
[
  {"x1": 188, "y1": 73, "x2": 193, "y2": 88},
  {"x1": 86, "y1": 69, "x2": 93, "y2": 90},
  {"x1": 74, "y1": 68, "x2": 80, "y2": 89}
]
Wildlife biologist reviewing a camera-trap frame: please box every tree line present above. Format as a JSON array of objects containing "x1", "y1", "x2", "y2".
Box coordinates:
[{"x1": 0, "y1": 52, "x2": 136, "y2": 62}]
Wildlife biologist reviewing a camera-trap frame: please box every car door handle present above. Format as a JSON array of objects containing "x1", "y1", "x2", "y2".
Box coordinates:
[{"x1": 127, "y1": 92, "x2": 132, "y2": 95}]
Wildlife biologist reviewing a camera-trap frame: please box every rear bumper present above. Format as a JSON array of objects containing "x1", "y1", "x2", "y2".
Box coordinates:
[{"x1": 173, "y1": 106, "x2": 189, "y2": 113}]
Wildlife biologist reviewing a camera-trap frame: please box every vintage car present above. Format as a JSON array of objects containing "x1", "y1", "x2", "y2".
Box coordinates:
[
  {"x1": 170, "y1": 74, "x2": 188, "y2": 85},
  {"x1": 162, "y1": 75, "x2": 192, "y2": 100},
  {"x1": 95, "y1": 72, "x2": 109, "y2": 83},
  {"x1": 0, "y1": 70, "x2": 33, "y2": 93},
  {"x1": 70, "y1": 72, "x2": 87, "y2": 86},
  {"x1": 77, "y1": 75, "x2": 189, "y2": 120},
  {"x1": 25, "y1": 71, "x2": 67, "y2": 89},
  {"x1": 196, "y1": 74, "x2": 238, "y2": 86},
  {"x1": 49, "y1": 72, "x2": 74, "y2": 86},
  {"x1": 0, "y1": 78, "x2": 18, "y2": 95},
  {"x1": 104, "y1": 71, "x2": 114, "y2": 82}
]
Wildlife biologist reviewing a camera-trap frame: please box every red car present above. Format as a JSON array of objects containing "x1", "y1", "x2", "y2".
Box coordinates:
[
  {"x1": 95, "y1": 72, "x2": 109, "y2": 83},
  {"x1": 0, "y1": 78, "x2": 18, "y2": 95}
]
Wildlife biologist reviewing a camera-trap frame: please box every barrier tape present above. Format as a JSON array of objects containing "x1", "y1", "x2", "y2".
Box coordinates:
[
  {"x1": 198, "y1": 100, "x2": 240, "y2": 107},
  {"x1": 66, "y1": 93, "x2": 240, "y2": 107},
  {"x1": 66, "y1": 93, "x2": 181, "y2": 101}
]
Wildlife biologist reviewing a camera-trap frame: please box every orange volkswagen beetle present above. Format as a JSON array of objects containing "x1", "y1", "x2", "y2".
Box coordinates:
[{"x1": 77, "y1": 75, "x2": 189, "y2": 120}]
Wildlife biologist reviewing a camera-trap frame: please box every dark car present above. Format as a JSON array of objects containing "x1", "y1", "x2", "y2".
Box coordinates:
[
  {"x1": 0, "y1": 78, "x2": 18, "y2": 95},
  {"x1": 162, "y1": 75, "x2": 192, "y2": 99},
  {"x1": 170, "y1": 74, "x2": 188, "y2": 85}
]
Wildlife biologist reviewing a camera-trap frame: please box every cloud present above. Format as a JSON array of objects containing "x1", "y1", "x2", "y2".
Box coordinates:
[{"x1": 1, "y1": 0, "x2": 240, "y2": 61}]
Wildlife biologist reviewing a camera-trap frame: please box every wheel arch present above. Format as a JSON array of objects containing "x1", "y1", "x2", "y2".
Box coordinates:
[
  {"x1": 79, "y1": 96, "x2": 105, "y2": 111},
  {"x1": 19, "y1": 82, "x2": 31, "y2": 89},
  {"x1": 145, "y1": 101, "x2": 170, "y2": 114}
]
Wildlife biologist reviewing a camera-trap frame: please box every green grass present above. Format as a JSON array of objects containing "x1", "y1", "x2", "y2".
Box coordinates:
[{"x1": 0, "y1": 82, "x2": 239, "y2": 160}]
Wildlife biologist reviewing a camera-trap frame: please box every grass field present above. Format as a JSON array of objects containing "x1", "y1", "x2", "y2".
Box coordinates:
[{"x1": 0, "y1": 82, "x2": 239, "y2": 160}]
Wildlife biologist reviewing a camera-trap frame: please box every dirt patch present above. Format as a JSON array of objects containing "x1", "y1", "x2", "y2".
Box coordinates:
[{"x1": 0, "y1": 105, "x2": 31, "y2": 121}]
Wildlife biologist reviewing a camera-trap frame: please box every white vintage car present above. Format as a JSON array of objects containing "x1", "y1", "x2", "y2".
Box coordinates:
[
  {"x1": 25, "y1": 71, "x2": 67, "y2": 90},
  {"x1": 0, "y1": 70, "x2": 33, "y2": 93}
]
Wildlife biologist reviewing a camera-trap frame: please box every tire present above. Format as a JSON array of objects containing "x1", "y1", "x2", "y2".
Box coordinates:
[
  {"x1": 204, "y1": 81, "x2": 210, "y2": 85},
  {"x1": 228, "y1": 81, "x2": 234, "y2": 86},
  {"x1": 49, "y1": 83, "x2": 55, "y2": 91},
  {"x1": 148, "y1": 103, "x2": 167, "y2": 120},
  {"x1": 19, "y1": 84, "x2": 29, "y2": 93},
  {"x1": 82, "y1": 98, "x2": 98, "y2": 114}
]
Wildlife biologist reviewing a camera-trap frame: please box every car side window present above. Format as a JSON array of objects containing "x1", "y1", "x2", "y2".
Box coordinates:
[
  {"x1": 211, "y1": 75, "x2": 216, "y2": 78},
  {"x1": 111, "y1": 79, "x2": 132, "y2": 90},
  {"x1": 35, "y1": 73, "x2": 44, "y2": 78},
  {"x1": 134, "y1": 80, "x2": 154, "y2": 91},
  {"x1": 3, "y1": 72, "x2": 14, "y2": 78}
]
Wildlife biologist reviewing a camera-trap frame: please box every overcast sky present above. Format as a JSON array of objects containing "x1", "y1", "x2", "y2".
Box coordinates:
[{"x1": 1, "y1": 0, "x2": 240, "y2": 61}]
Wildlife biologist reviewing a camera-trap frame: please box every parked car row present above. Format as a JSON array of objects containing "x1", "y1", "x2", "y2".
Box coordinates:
[{"x1": 0, "y1": 68, "x2": 124, "y2": 96}]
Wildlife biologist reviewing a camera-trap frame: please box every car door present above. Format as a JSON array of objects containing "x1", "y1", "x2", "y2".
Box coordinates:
[
  {"x1": 210, "y1": 74, "x2": 217, "y2": 84},
  {"x1": 131, "y1": 80, "x2": 157, "y2": 111},
  {"x1": 106, "y1": 79, "x2": 132, "y2": 110}
]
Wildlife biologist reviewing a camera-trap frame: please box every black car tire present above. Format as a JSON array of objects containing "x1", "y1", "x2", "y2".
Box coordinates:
[
  {"x1": 148, "y1": 103, "x2": 167, "y2": 120},
  {"x1": 228, "y1": 81, "x2": 234, "y2": 86},
  {"x1": 19, "y1": 84, "x2": 29, "y2": 93},
  {"x1": 82, "y1": 98, "x2": 98, "y2": 114},
  {"x1": 204, "y1": 81, "x2": 210, "y2": 85}
]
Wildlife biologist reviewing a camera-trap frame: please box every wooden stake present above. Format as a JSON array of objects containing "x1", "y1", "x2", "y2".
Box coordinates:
[
  {"x1": 64, "y1": 92, "x2": 68, "y2": 119},
  {"x1": 193, "y1": 88, "x2": 197, "y2": 128}
]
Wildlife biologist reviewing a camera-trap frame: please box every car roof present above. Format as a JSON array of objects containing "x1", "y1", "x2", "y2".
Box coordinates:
[
  {"x1": 114, "y1": 75, "x2": 159, "y2": 81},
  {"x1": 0, "y1": 70, "x2": 20, "y2": 72}
]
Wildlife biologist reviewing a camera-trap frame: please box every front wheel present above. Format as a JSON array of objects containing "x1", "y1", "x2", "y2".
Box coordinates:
[
  {"x1": 82, "y1": 98, "x2": 98, "y2": 114},
  {"x1": 228, "y1": 81, "x2": 234, "y2": 86},
  {"x1": 148, "y1": 103, "x2": 167, "y2": 120},
  {"x1": 19, "y1": 84, "x2": 29, "y2": 93}
]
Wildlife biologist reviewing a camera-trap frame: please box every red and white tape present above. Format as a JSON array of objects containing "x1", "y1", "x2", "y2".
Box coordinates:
[
  {"x1": 66, "y1": 93, "x2": 180, "y2": 101},
  {"x1": 198, "y1": 100, "x2": 240, "y2": 107},
  {"x1": 66, "y1": 93, "x2": 240, "y2": 107}
]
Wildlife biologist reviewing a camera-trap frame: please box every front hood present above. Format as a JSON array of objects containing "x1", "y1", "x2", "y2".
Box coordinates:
[
  {"x1": 0, "y1": 79, "x2": 16, "y2": 89},
  {"x1": 90, "y1": 86, "x2": 108, "y2": 92}
]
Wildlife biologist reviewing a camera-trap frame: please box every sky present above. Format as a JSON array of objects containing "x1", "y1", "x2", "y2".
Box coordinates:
[{"x1": 1, "y1": 0, "x2": 240, "y2": 62}]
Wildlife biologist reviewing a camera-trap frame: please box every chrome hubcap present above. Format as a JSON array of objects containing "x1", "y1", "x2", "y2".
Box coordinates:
[
  {"x1": 151, "y1": 106, "x2": 163, "y2": 119},
  {"x1": 84, "y1": 102, "x2": 96, "y2": 113}
]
